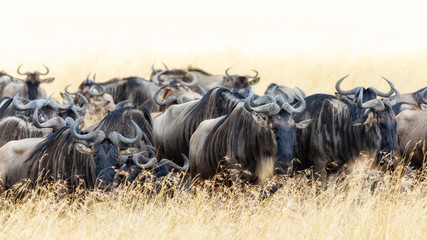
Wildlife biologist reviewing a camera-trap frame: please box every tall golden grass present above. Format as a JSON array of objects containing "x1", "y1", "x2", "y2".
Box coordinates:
[{"x1": 0, "y1": 161, "x2": 425, "y2": 240}]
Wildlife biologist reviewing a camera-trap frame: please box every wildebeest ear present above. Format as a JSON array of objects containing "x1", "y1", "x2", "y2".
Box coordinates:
[
  {"x1": 249, "y1": 77, "x2": 260, "y2": 85},
  {"x1": 421, "y1": 103, "x2": 427, "y2": 111},
  {"x1": 296, "y1": 119, "x2": 312, "y2": 129},
  {"x1": 223, "y1": 76, "x2": 232, "y2": 83},
  {"x1": 350, "y1": 109, "x2": 372, "y2": 126}
]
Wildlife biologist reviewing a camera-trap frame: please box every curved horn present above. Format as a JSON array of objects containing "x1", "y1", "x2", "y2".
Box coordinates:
[
  {"x1": 179, "y1": 71, "x2": 198, "y2": 87},
  {"x1": 159, "y1": 154, "x2": 189, "y2": 171},
  {"x1": 153, "y1": 84, "x2": 177, "y2": 106},
  {"x1": 335, "y1": 75, "x2": 363, "y2": 95},
  {"x1": 132, "y1": 151, "x2": 158, "y2": 169},
  {"x1": 108, "y1": 120, "x2": 142, "y2": 146},
  {"x1": 47, "y1": 93, "x2": 74, "y2": 110},
  {"x1": 247, "y1": 70, "x2": 260, "y2": 85},
  {"x1": 281, "y1": 89, "x2": 307, "y2": 114},
  {"x1": 73, "y1": 93, "x2": 89, "y2": 112},
  {"x1": 114, "y1": 100, "x2": 132, "y2": 110},
  {"x1": 12, "y1": 93, "x2": 46, "y2": 111},
  {"x1": 71, "y1": 117, "x2": 106, "y2": 145},
  {"x1": 152, "y1": 70, "x2": 171, "y2": 86},
  {"x1": 265, "y1": 84, "x2": 277, "y2": 95},
  {"x1": 277, "y1": 87, "x2": 295, "y2": 104},
  {"x1": 17, "y1": 64, "x2": 30, "y2": 76},
  {"x1": 244, "y1": 91, "x2": 281, "y2": 115},
  {"x1": 380, "y1": 76, "x2": 400, "y2": 106},
  {"x1": 225, "y1": 67, "x2": 233, "y2": 79},
  {"x1": 65, "y1": 84, "x2": 79, "y2": 95},
  {"x1": 36, "y1": 65, "x2": 49, "y2": 75},
  {"x1": 371, "y1": 77, "x2": 395, "y2": 97},
  {"x1": 246, "y1": 69, "x2": 259, "y2": 79},
  {"x1": 88, "y1": 85, "x2": 106, "y2": 96},
  {"x1": 32, "y1": 107, "x2": 66, "y2": 131},
  {"x1": 196, "y1": 84, "x2": 206, "y2": 95},
  {"x1": 357, "y1": 89, "x2": 385, "y2": 111}
]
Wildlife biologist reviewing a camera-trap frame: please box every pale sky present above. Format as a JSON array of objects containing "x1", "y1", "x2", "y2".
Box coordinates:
[{"x1": 1, "y1": 0, "x2": 426, "y2": 94}]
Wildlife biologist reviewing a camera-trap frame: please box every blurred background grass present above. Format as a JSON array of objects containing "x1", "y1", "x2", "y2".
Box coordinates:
[{"x1": 1, "y1": 0, "x2": 426, "y2": 97}]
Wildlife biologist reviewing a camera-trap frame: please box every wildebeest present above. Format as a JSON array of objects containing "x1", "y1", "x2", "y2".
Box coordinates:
[
  {"x1": 154, "y1": 87, "x2": 244, "y2": 167},
  {"x1": 189, "y1": 95, "x2": 281, "y2": 183},
  {"x1": 292, "y1": 76, "x2": 399, "y2": 181},
  {"x1": 392, "y1": 87, "x2": 427, "y2": 114},
  {"x1": 395, "y1": 110, "x2": 427, "y2": 169},
  {"x1": 2, "y1": 65, "x2": 54, "y2": 100},
  {"x1": 0, "y1": 116, "x2": 144, "y2": 191}
]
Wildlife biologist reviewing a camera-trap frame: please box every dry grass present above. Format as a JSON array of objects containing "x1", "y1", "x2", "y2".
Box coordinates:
[{"x1": 0, "y1": 162, "x2": 425, "y2": 240}]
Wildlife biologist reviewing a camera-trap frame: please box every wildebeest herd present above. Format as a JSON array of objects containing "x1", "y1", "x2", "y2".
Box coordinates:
[{"x1": 0, "y1": 64, "x2": 425, "y2": 192}]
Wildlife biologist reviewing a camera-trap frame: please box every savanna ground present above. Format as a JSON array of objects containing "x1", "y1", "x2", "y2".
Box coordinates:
[{"x1": 0, "y1": 52, "x2": 426, "y2": 240}]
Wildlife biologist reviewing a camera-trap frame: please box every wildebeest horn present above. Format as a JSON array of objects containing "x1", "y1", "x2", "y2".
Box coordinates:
[
  {"x1": 380, "y1": 77, "x2": 400, "y2": 106},
  {"x1": 371, "y1": 77, "x2": 395, "y2": 97},
  {"x1": 47, "y1": 93, "x2": 74, "y2": 110},
  {"x1": 17, "y1": 64, "x2": 30, "y2": 76},
  {"x1": 65, "y1": 84, "x2": 79, "y2": 95},
  {"x1": 265, "y1": 84, "x2": 277, "y2": 95},
  {"x1": 281, "y1": 89, "x2": 307, "y2": 114},
  {"x1": 357, "y1": 89, "x2": 385, "y2": 111},
  {"x1": 32, "y1": 107, "x2": 66, "y2": 131},
  {"x1": 335, "y1": 75, "x2": 363, "y2": 95},
  {"x1": 247, "y1": 70, "x2": 260, "y2": 85},
  {"x1": 132, "y1": 151, "x2": 158, "y2": 169},
  {"x1": 88, "y1": 85, "x2": 106, "y2": 96},
  {"x1": 152, "y1": 70, "x2": 171, "y2": 86},
  {"x1": 153, "y1": 84, "x2": 177, "y2": 106},
  {"x1": 244, "y1": 91, "x2": 281, "y2": 115},
  {"x1": 277, "y1": 87, "x2": 295, "y2": 103},
  {"x1": 35, "y1": 65, "x2": 49, "y2": 75},
  {"x1": 158, "y1": 154, "x2": 189, "y2": 171},
  {"x1": 180, "y1": 71, "x2": 198, "y2": 86},
  {"x1": 114, "y1": 100, "x2": 132, "y2": 110},
  {"x1": 151, "y1": 62, "x2": 169, "y2": 74},
  {"x1": 196, "y1": 84, "x2": 206, "y2": 95},
  {"x1": 71, "y1": 117, "x2": 106, "y2": 145},
  {"x1": 108, "y1": 120, "x2": 142, "y2": 146},
  {"x1": 73, "y1": 93, "x2": 89, "y2": 112},
  {"x1": 225, "y1": 67, "x2": 233, "y2": 80},
  {"x1": 12, "y1": 93, "x2": 47, "y2": 111}
]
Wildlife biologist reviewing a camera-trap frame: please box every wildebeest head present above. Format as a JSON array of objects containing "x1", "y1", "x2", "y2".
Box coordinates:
[
  {"x1": 266, "y1": 90, "x2": 312, "y2": 174},
  {"x1": 12, "y1": 93, "x2": 74, "y2": 123},
  {"x1": 71, "y1": 117, "x2": 144, "y2": 190},
  {"x1": 337, "y1": 75, "x2": 400, "y2": 168},
  {"x1": 13, "y1": 64, "x2": 54, "y2": 100},
  {"x1": 223, "y1": 67, "x2": 260, "y2": 90},
  {"x1": 115, "y1": 151, "x2": 189, "y2": 185}
]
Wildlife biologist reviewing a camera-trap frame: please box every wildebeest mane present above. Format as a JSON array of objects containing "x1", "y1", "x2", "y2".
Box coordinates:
[
  {"x1": 24, "y1": 126, "x2": 96, "y2": 188},
  {"x1": 0, "y1": 97, "x2": 13, "y2": 118},
  {"x1": 202, "y1": 104, "x2": 276, "y2": 182}
]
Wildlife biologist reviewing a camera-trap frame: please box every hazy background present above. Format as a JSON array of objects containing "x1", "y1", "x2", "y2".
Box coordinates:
[{"x1": 1, "y1": 0, "x2": 426, "y2": 96}]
